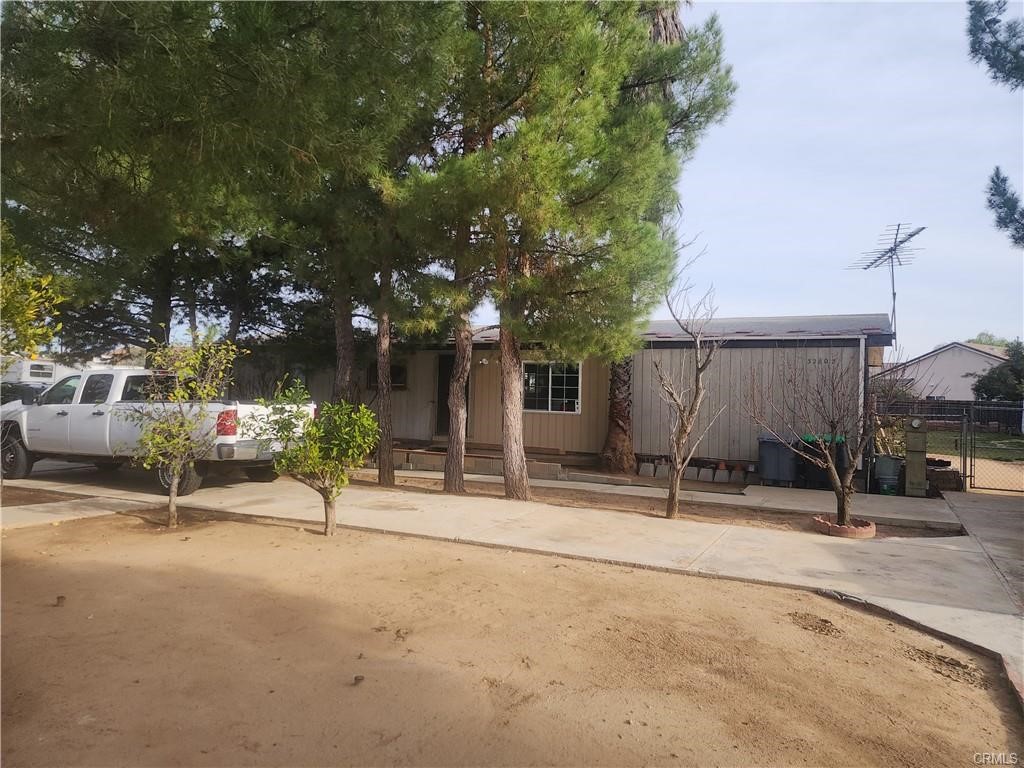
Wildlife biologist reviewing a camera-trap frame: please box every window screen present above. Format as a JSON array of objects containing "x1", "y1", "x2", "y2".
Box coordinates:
[
  {"x1": 523, "y1": 362, "x2": 580, "y2": 413},
  {"x1": 80, "y1": 374, "x2": 114, "y2": 404}
]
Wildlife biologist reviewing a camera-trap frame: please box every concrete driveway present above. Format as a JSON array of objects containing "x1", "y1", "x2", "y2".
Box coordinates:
[
  {"x1": 4, "y1": 461, "x2": 1022, "y2": 700},
  {"x1": 945, "y1": 491, "x2": 1024, "y2": 609}
]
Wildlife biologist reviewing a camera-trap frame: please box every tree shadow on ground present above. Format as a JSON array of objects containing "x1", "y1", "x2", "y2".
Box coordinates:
[
  {"x1": 1, "y1": 527, "x2": 546, "y2": 767},
  {"x1": 117, "y1": 505, "x2": 326, "y2": 537}
]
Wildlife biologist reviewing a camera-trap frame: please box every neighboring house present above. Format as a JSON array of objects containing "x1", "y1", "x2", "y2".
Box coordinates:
[
  {"x1": 874, "y1": 342, "x2": 1007, "y2": 401},
  {"x1": 285, "y1": 312, "x2": 894, "y2": 466}
]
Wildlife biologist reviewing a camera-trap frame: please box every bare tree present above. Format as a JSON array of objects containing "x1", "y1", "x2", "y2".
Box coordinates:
[
  {"x1": 746, "y1": 348, "x2": 902, "y2": 527},
  {"x1": 653, "y1": 278, "x2": 726, "y2": 519}
]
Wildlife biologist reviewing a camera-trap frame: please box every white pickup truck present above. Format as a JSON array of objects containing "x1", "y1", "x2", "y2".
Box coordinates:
[{"x1": 1, "y1": 368, "x2": 304, "y2": 495}]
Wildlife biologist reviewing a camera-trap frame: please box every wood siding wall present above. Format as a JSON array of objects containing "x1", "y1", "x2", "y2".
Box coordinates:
[
  {"x1": 244, "y1": 340, "x2": 864, "y2": 462},
  {"x1": 304, "y1": 350, "x2": 610, "y2": 451},
  {"x1": 467, "y1": 351, "x2": 610, "y2": 453},
  {"x1": 631, "y1": 342, "x2": 863, "y2": 463},
  {"x1": 303, "y1": 354, "x2": 437, "y2": 442}
]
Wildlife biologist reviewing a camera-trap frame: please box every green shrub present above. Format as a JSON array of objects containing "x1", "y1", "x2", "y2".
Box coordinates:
[{"x1": 250, "y1": 382, "x2": 379, "y2": 536}]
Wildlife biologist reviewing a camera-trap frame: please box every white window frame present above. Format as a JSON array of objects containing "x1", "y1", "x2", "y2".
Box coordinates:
[
  {"x1": 522, "y1": 360, "x2": 582, "y2": 414},
  {"x1": 28, "y1": 363, "x2": 54, "y2": 379}
]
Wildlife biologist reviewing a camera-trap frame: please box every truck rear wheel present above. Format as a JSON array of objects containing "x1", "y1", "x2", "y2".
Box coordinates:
[
  {"x1": 1, "y1": 431, "x2": 33, "y2": 480},
  {"x1": 157, "y1": 463, "x2": 205, "y2": 497},
  {"x1": 244, "y1": 467, "x2": 279, "y2": 483}
]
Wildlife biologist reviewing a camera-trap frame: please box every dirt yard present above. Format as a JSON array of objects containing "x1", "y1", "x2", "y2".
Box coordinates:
[
  {"x1": 2, "y1": 514, "x2": 1019, "y2": 767},
  {"x1": 362, "y1": 475, "x2": 956, "y2": 538}
]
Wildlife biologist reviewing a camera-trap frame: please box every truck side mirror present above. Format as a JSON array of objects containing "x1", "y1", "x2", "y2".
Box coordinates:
[{"x1": 21, "y1": 392, "x2": 36, "y2": 405}]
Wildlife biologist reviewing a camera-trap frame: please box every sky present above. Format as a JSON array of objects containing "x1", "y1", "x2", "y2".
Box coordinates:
[{"x1": 658, "y1": 0, "x2": 1024, "y2": 358}]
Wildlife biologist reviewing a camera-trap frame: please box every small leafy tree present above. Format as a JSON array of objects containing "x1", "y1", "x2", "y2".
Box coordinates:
[
  {"x1": 249, "y1": 382, "x2": 378, "y2": 537},
  {"x1": 0, "y1": 224, "x2": 63, "y2": 372},
  {"x1": 127, "y1": 333, "x2": 239, "y2": 528},
  {"x1": 967, "y1": 331, "x2": 1012, "y2": 347}
]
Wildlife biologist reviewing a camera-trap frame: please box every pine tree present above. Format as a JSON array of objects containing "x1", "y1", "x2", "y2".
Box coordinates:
[
  {"x1": 986, "y1": 167, "x2": 1024, "y2": 248},
  {"x1": 2, "y1": 2, "x2": 460, "y2": 377},
  {"x1": 968, "y1": 0, "x2": 1024, "y2": 90},
  {"x1": 409, "y1": 3, "x2": 733, "y2": 499},
  {"x1": 2, "y1": 2, "x2": 237, "y2": 357},
  {"x1": 967, "y1": 1, "x2": 1024, "y2": 248},
  {"x1": 602, "y1": 2, "x2": 736, "y2": 473},
  {"x1": 404, "y1": 2, "x2": 734, "y2": 499}
]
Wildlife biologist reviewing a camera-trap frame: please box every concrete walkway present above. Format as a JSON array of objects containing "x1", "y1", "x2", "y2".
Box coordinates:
[
  {"x1": 3, "y1": 462, "x2": 1021, "y2": 698},
  {"x1": 372, "y1": 468, "x2": 962, "y2": 530}
]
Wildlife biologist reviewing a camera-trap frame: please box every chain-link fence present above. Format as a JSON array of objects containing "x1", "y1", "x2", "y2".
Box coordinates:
[
  {"x1": 969, "y1": 403, "x2": 1024, "y2": 493},
  {"x1": 879, "y1": 400, "x2": 1022, "y2": 494}
]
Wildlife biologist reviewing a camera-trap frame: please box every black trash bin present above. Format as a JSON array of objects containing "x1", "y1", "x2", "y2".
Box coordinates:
[
  {"x1": 758, "y1": 432, "x2": 796, "y2": 486},
  {"x1": 796, "y1": 434, "x2": 848, "y2": 490}
]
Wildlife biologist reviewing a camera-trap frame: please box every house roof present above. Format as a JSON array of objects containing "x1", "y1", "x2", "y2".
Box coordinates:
[
  {"x1": 640, "y1": 313, "x2": 893, "y2": 342},
  {"x1": 965, "y1": 342, "x2": 1009, "y2": 359},
  {"x1": 470, "y1": 313, "x2": 895, "y2": 345},
  {"x1": 871, "y1": 341, "x2": 1007, "y2": 378}
]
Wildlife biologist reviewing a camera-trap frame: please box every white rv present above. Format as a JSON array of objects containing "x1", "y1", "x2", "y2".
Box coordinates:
[{"x1": 1, "y1": 357, "x2": 82, "y2": 387}]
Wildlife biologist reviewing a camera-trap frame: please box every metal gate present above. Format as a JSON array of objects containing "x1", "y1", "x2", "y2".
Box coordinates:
[
  {"x1": 969, "y1": 402, "x2": 1024, "y2": 493},
  {"x1": 876, "y1": 399, "x2": 1024, "y2": 493}
]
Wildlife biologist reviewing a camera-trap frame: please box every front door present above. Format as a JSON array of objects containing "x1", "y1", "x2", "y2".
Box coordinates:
[
  {"x1": 26, "y1": 375, "x2": 81, "y2": 453},
  {"x1": 435, "y1": 355, "x2": 469, "y2": 436}
]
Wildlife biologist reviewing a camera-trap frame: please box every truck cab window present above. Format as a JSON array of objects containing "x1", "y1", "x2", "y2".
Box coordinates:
[
  {"x1": 39, "y1": 376, "x2": 81, "y2": 406},
  {"x1": 80, "y1": 374, "x2": 114, "y2": 405},
  {"x1": 121, "y1": 374, "x2": 176, "y2": 402}
]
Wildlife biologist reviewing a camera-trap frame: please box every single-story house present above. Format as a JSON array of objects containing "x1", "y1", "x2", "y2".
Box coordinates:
[
  {"x1": 873, "y1": 341, "x2": 1007, "y2": 401},
  {"x1": 297, "y1": 313, "x2": 894, "y2": 466}
]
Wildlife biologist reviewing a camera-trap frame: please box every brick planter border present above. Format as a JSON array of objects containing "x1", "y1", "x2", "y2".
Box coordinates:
[{"x1": 812, "y1": 515, "x2": 876, "y2": 539}]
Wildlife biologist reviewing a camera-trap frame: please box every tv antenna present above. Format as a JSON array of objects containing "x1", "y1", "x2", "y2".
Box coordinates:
[{"x1": 848, "y1": 223, "x2": 925, "y2": 339}]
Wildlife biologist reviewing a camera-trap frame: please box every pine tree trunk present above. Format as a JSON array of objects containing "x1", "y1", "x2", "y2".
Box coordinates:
[
  {"x1": 650, "y1": 4, "x2": 685, "y2": 47},
  {"x1": 499, "y1": 325, "x2": 531, "y2": 500},
  {"x1": 601, "y1": 359, "x2": 636, "y2": 473},
  {"x1": 444, "y1": 312, "x2": 473, "y2": 493},
  {"x1": 323, "y1": 497, "x2": 337, "y2": 537},
  {"x1": 226, "y1": 260, "x2": 250, "y2": 344},
  {"x1": 168, "y1": 473, "x2": 179, "y2": 528},
  {"x1": 333, "y1": 271, "x2": 356, "y2": 404},
  {"x1": 146, "y1": 252, "x2": 174, "y2": 363},
  {"x1": 227, "y1": 298, "x2": 243, "y2": 344},
  {"x1": 376, "y1": 264, "x2": 395, "y2": 487},
  {"x1": 186, "y1": 284, "x2": 199, "y2": 347}
]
